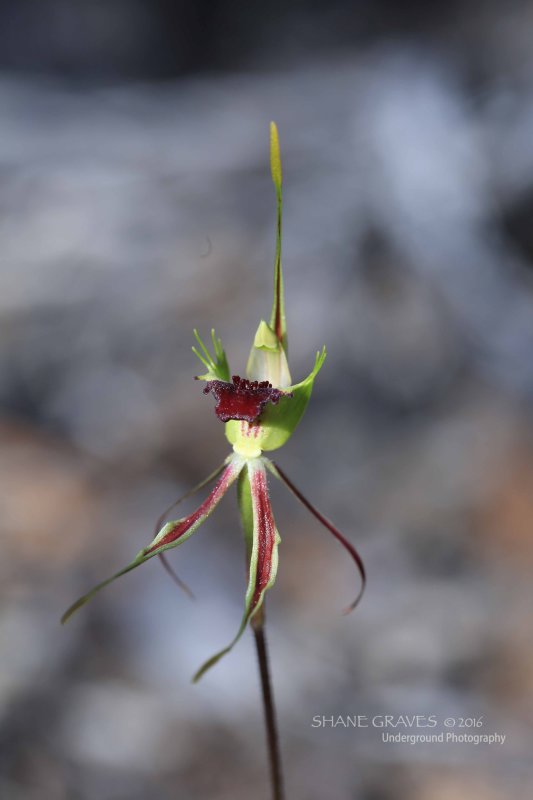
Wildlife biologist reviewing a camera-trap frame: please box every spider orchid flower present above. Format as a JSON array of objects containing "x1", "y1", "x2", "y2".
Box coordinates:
[{"x1": 62, "y1": 123, "x2": 365, "y2": 682}]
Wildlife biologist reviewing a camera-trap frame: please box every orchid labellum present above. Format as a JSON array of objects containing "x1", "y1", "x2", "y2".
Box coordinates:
[{"x1": 62, "y1": 123, "x2": 365, "y2": 685}]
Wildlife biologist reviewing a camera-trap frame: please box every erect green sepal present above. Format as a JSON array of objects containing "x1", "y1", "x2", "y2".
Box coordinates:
[
  {"x1": 246, "y1": 319, "x2": 291, "y2": 388},
  {"x1": 269, "y1": 122, "x2": 287, "y2": 352},
  {"x1": 192, "y1": 328, "x2": 230, "y2": 381}
]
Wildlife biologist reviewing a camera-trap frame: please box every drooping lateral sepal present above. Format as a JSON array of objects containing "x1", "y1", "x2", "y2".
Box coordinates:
[
  {"x1": 193, "y1": 457, "x2": 280, "y2": 682},
  {"x1": 266, "y1": 459, "x2": 366, "y2": 613},
  {"x1": 61, "y1": 456, "x2": 244, "y2": 624}
]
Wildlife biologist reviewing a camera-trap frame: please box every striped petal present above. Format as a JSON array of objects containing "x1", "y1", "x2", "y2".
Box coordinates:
[
  {"x1": 193, "y1": 457, "x2": 280, "y2": 682},
  {"x1": 61, "y1": 456, "x2": 244, "y2": 624}
]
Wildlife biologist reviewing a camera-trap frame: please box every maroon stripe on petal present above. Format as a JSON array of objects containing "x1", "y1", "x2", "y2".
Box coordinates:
[
  {"x1": 152, "y1": 462, "x2": 227, "y2": 600},
  {"x1": 250, "y1": 468, "x2": 277, "y2": 612},
  {"x1": 146, "y1": 464, "x2": 236, "y2": 555}
]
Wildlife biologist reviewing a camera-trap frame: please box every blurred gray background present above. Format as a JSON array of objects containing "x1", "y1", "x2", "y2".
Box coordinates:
[{"x1": 1, "y1": 1, "x2": 533, "y2": 798}]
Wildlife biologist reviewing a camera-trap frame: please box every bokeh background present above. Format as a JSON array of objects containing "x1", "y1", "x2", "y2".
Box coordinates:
[{"x1": 2, "y1": 1, "x2": 533, "y2": 798}]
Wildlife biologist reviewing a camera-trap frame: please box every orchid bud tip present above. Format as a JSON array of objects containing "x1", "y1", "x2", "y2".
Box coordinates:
[{"x1": 270, "y1": 121, "x2": 282, "y2": 190}]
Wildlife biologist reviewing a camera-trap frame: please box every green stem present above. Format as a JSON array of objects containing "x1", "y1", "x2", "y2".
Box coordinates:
[{"x1": 252, "y1": 608, "x2": 285, "y2": 800}]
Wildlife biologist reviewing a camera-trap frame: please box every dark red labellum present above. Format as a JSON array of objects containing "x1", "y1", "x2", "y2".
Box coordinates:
[{"x1": 203, "y1": 375, "x2": 290, "y2": 423}]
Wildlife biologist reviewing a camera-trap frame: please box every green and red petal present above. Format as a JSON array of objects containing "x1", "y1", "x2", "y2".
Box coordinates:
[
  {"x1": 248, "y1": 464, "x2": 279, "y2": 615},
  {"x1": 144, "y1": 459, "x2": 242, "y2": 556},
  {"x1": 61, "y1": 456, "x2": 244, "y2": 624},
  {"x1": 193, "y1": 457, "x2": 280, "y2": 682}
]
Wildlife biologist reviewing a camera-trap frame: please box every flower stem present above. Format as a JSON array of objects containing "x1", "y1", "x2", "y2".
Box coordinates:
[{"x1": 252, "y1": 608, "x2": 285, "y2": 800}]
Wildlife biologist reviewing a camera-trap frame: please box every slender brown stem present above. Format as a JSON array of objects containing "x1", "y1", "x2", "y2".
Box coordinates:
[{"x1": 252, "y1": 610, "x2": 284, "y2": 800}]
